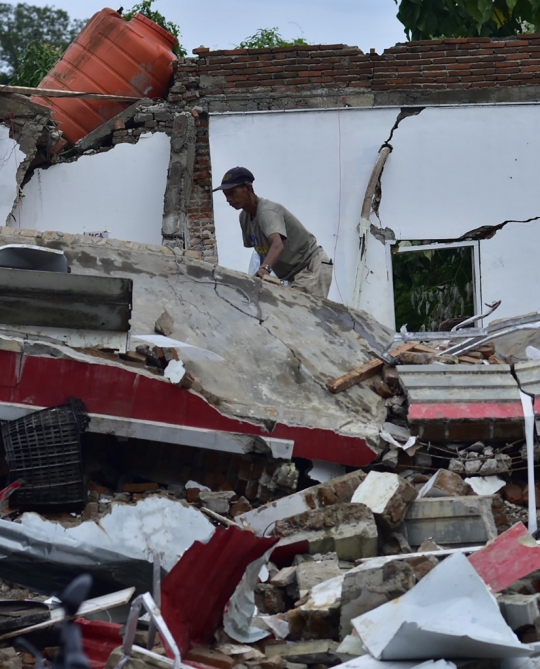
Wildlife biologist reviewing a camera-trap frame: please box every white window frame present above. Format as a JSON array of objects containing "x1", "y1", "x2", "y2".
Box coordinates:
[{"x1": 386, "y1": 240, "x2": 482, "y2": 332}]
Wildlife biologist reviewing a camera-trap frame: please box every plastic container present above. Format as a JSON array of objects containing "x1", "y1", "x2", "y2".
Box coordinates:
[
  {"x1": 1, "y1": 397, "x2": 89, "y2": 509},
  {"x1": 31, "y1": 8, "x2": 178, "y2": 145}
]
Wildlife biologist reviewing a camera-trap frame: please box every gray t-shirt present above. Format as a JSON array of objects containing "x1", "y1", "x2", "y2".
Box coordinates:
[{"x1": 240, "y1": 198, "x2": 319, "y2": 281}]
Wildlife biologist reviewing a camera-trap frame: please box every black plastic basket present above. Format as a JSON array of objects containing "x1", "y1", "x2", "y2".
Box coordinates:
[{"x1": 1, "y1": 397, "x2": 89, "y2": 508}]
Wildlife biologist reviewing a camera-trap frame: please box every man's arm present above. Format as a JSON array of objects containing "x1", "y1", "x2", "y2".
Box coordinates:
[{"x1": 255, "y1": 232, "x2": 284, "y2": 278}]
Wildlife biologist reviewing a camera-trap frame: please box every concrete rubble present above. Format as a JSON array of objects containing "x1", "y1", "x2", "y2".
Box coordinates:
[{"x1": 1, "y1": 244, "x2": 540, "y2": 669}]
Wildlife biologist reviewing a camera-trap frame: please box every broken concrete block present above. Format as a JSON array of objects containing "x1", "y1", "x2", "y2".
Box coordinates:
[
  {"x1": 503, "y1": 482, "x2": 525, "y2": 506},
  {"x1": 246, "y1": 658, "x2": 286, "y2": 669},
  {"x1": 418, "y1": 469, "x2": 472, "y2": 498},
  {"x1": 448, "y1": 458, "x2": 465, "y2": 474},
  {"x1": 274, "y1": 503, "x2": 378, "y2": 561},
  {"x1": 0, "y1": 648, "x2": 22, "y2": 669},
  {"x1": 296, "y1": 558, "x2": 342, "y2": 597},
  {"x1": 186, "y1": 646, "x2": 236, "y2": 669},
  {"x1": 154, "y1": 310, "x2": 174, "y2": 336},
  {"x1": 106, "y1": 647, "x2": 172, "y2": 669},
  {"x1": 351, "y1": 471, "x2": 418, "y2": 528},
  {"x1": 288, "y1": 605, "x2": 340, "y2": 641},
  {"x1": 402, "y1": 496, "x2": 497, "y2": 549},
  {"x1": 230, "y1": 496, "x2": 252, "y2": 517},
  {"x1": 254, "y1": 583, "x2": 288, "y2": 614},
  {"x1": 270, "y1": 566, "x2": 297, "y2": 587},
  {"x1": 199, "y1": 490, "x2": 235, "y2": 515},
  {"x1": 498, "y1": 593, "x2": 540, "y2": 631},
  {"x1": 339, "y1": 560, "x2": 416, "y2": 638},
  {"x1": 405, "y1": 553, "x2": 440, "y2": 580},
  {"x1": 237, "y1": 470, "x2": 366, "y2": 536},
  {"x1": 264, "y1": 640, "x2": 340, "y2": 665}
]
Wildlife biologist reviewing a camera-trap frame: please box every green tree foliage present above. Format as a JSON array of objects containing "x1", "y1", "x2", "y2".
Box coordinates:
[
  {"x1": 10, "y1": 40, "x2": 63, "y2": 87},
  {"x1": 392, "y1": 244, "x2": 474, "y2": 331},
  {"x1": 124, "y1": 0, "x2": 187, "y2": 56},
  {"x1": 0, "y1": 3, "x2": 85, "y2": 81},
  {"x1": 236, "y1": 27, "x2": 308, "y2": 49},
  {"x1": 394, "y1": 0, "x2": 540, "y2": 40}
]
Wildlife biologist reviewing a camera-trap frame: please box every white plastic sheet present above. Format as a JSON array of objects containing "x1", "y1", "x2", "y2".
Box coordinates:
[{"x1": 352, "y1": 552, "x2": 532, "y2": 661}]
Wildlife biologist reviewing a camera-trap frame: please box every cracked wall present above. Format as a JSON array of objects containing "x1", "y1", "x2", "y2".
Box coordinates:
[
  {"x1": 210, "y1": 102, "x2": 540, "y2": 325},
  {"x1": 11, "y1": 132, "x2": 171, "y2": 244}
]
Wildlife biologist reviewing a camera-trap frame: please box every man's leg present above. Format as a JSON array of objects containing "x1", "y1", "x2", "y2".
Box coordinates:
[{"x1": 290, "y1": 249, "x2": 333, "y2": 298}]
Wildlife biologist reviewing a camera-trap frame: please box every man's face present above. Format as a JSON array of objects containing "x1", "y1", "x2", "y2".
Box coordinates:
[{"x1": 224, "y1": 184, "x2": 251, "y2": 210}]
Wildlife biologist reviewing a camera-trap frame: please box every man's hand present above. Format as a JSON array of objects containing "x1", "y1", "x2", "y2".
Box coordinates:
[
  {"x1": 256, "y1": 233, "x2": 284, "y2": 280},
  {"x1": 255, "y1": 266, "x2": 271, "y2": 279}
]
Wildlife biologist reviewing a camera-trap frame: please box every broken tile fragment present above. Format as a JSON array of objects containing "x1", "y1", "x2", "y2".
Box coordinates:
[{"x1": 469, "y1": 522, "x2": 540, "y2": 593}]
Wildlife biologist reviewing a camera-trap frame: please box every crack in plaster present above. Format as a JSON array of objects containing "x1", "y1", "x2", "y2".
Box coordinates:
[
  {"x1": 372, "y1": 107, "x2": 425, "y2": 229},
  {"x1": 457, "y1": 215, "x2": 540, "y2": 242}
]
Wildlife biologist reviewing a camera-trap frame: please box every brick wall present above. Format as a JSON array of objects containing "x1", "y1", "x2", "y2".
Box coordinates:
[{"x1": 168, "y1": 36, "x2": 540, "y2": 258}]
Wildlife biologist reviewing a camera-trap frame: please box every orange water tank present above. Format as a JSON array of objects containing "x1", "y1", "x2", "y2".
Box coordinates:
[{"x1": 31, "y1": 8, "x2": 177, "y2": 145}]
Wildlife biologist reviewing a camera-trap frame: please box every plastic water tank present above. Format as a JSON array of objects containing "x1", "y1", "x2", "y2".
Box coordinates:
[{"x1": 31, "y1": 8, "x2": 178, "y2": 145}]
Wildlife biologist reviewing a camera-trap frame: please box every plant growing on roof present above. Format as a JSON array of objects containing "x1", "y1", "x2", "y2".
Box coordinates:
[
  {"x1": 393, "y1": 0, "x2": 540, "y2": 39},
  {"x1": 236, "y1": 27, "x2": 308, "y2": 49},
  {"x1": 123, "y1": 0, "x2": 187, "y2": 56},
  {"x1": 10, "y1": 40, "x2": 63, "y2": 87}
]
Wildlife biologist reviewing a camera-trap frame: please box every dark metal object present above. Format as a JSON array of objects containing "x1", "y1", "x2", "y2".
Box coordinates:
[
  {"x1": 0, "y1": 267, "x2": 132, "y2": 332},
  {"x1": 0, "y1": 600, "x2": 50, "y2": 631},
  {"x1": 2, "y1": 398, "x2": 89, "y2": 508}
]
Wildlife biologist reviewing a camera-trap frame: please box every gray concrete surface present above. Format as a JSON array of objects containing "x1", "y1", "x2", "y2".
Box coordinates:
[{"x1": 0, "y1": 229, "x2": 393, "y2": 450}]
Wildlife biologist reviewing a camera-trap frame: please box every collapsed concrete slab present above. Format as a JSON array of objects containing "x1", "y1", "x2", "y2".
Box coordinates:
[{"x1": 0, "y1": 229, "x2": 392, "y2": 465}]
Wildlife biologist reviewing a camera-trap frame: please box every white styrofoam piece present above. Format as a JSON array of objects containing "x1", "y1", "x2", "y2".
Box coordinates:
[
  {"x1": 465, "y1": 476, "x2": 506, "y2": 496},
  {"x1": 352, "y1": 552, "x2": 533, "y2": 660},
  {"x1": 164, "y1": 359, "x2": 186, "y2": 383},
  {"x1": 20, "y1": 496, "x2": 214, "y2": 572}
]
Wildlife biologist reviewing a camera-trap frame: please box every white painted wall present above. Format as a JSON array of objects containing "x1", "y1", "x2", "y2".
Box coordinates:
[
  {"x1": 11, "y1": 132, "x2": 170, "y2": 245},
  {"x1": 0, "y1": 125, "x2": 25, "y2": 225},
  {"x1": 210, "y1": 105, "x2": 540, "y2": 328},
  {"x1": 210, "y1": 109, "x2": 398, "y2": 305}
]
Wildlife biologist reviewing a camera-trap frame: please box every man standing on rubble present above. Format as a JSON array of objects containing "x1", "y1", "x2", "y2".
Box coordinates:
[{"x1": 213, "y1": 167, "x2": 333, "y2": 298}]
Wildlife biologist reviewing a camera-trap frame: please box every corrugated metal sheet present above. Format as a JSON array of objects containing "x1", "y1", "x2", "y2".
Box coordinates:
[
  {"x1": 514, "y1": 360, "x2": 540, "y2": 398},
  {"x1": 398, "y1": 364, "x2": 520, "y2": 404},
  {"x1": 0, "y1": 268, "x2": 132, "y2": 332},
  {"x1": 398, "y1": 364, "x2": 524, "y2": 441},
  {"x1": 161, "y1": 526, "x2": 278, "y2": 654}
]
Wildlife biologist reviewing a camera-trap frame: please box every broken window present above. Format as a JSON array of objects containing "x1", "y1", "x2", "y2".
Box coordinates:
[{"x1": 391, "y1": 241, "x2": 479, "y2": 332}]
